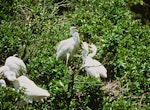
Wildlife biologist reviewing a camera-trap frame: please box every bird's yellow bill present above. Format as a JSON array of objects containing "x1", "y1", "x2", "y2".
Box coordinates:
[{"x1": 14, "y1": 78, "x2": 19, "y2": 82}]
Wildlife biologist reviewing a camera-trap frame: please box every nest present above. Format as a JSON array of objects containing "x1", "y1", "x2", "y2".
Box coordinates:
[
  {"x1": 101, "y1": 78, "x2": 129, "y2": 102},
  {"x1": 102, "y1": 80, "x2": 122, "y2": 96}
]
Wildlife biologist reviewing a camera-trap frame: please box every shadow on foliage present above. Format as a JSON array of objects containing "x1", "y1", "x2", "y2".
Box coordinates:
[{"x1": 129, "y1": 0, "x2": 150, "y2": 25}]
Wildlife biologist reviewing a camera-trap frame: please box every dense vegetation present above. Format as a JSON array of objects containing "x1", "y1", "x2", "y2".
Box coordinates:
[{"x1": 0, "y1": 0, "x2": 150, "y2": 109}]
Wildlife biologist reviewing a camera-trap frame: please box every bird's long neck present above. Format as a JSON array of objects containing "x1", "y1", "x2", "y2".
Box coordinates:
[
  {"x1": 88, "y1": 49, "x2": 97, "y2": 58},
  {"x1": 82, "y1": 49, "x2": 88, "y2": 63},
  {"x1": 72, "y1": 32, "x2": 80, "y2": 43}
]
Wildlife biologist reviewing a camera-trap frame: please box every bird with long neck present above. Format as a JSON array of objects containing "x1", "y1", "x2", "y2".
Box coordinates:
[
  {"x1": 56, "y1": 27, "x2": 80, "y2": 66},
  {"x1": 81, "y1": 42, "x2": 107, "y2": 78},
  {"x1": 11, "y1": 75, "x2": 50, "y2": 104}
]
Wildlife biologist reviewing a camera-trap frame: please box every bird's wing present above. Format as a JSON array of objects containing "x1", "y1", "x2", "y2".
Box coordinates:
[
  {"x1": 56, "y1": 38, "x2": 75, "y2": 59},
  {"x1": 5, "y1": 57, "x2": 27, "y2": 73},
  {"x1": 25, "y1": 87, "x2": 50, "y2": 97},
  {"x1": 11, "y1": 57, "x2": 26, "y2": 70},
  {"x1": 18, "y1": 76, "x2": 37, "y2": 89},
  {"x1": 57, "y1": 38, "x2": 73, "y2": 52},
  {"x1": 83, "y1": 57, "x2": 102, "y2": 67},
  {"x1": 0, "y1": 66, "x2": 9, "y2": 73},
  {"x1": 5, "y1": 61, "x2": 19, "y2": 72},
  {"x1": 18, "y1": 76, "x2": 50, "y2": 97},
  {"x1": 84, "y1": 62, "x2": 107, "y2": 78}
]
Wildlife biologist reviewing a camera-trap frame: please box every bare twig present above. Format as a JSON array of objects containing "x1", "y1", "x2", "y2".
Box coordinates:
[
  {"x1": 50, "y1": 1, "x2": 70, "y2": 17},
  {"x1": 139, "y1": 92, "x2": 149, "y2": 107},
  {"x1": 74, "y1": 81, "x2": 101, "y2": 85}
]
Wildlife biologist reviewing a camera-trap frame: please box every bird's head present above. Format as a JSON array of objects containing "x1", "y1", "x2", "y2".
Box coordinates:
[
  {"x1": 81, "y1": 42, "x2": 89, "y2": 51},
  {"x1": 4, "y1": 71, "x2": 17, "y2": 82},
  {"x1": 70, "y1": 26, "x2": 78, "y2": 35}
]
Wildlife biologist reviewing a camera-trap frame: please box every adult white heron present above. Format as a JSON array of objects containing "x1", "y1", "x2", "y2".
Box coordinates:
[
  {"x1": 12, "y1": 75, "x2": 50, "y2": 103},
  {"x1": 56, "y1": 27, "x2": 80, "y2": 66},
  {"x1": 81, "y1": 42, "x2": 107, "y2": 78},
  {"x1": 0, "y1": 56, "x2": 27, "y2": 78}
]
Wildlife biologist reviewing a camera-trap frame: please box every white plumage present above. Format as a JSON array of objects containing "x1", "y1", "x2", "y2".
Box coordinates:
[
  {"x1": 12, "y1": 75, "x2": 50, "y2": 103},
  {"x1": 56, "y1": 27, "x2": 80, "y2": 66},
  {"x1": 0, "y1": 56, "x2": 27, "y2": 79},
  {"x1": 4, "y1": 71, "x2": 17, "y2": 81},
  {"x1": 81, "y1": 42, "x2": 107, "y2": 78},
  {"x1": 5, "y1": 56, "x2": 27, "y2": 76},
  {"x1": 0, "y1": 66, "x2": 9, "y2": 75},
  {"x1": 0, "y1": 79, "x2": 6, "y2": 87}
]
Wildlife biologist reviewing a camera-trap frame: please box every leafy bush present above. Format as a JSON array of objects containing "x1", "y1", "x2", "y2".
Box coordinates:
[{"x1": 0, "y1": 87, "x2": 26, "y2": 110}]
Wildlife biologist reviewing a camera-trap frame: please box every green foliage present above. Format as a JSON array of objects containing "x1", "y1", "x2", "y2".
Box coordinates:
[
  {"x1": 0, "y1": 0, "x2": 150, "y2": 109},
  {"x1": 72, "y1": 76, "x2": 104, "y2": 109},
  {"x1": 125, "y1": 0, "x2": 144, "y2": 5},
  {"x1": 0, "y1": 87, "x2": 26, "y2": 110},
  {"x1": 103, "y1": 98, "x2": 138, "y2": 110},
  {"x1": 0, "y1": 0, "x2": 14, "y2": 22}
]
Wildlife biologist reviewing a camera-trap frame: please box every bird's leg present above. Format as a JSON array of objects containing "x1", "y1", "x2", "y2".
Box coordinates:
[
  {"x1": 66, "y1": 53, "x2": 70, "y2": 66},
  {"x1": 56, "y1": 54, "x2": 59, "y2": 60}
]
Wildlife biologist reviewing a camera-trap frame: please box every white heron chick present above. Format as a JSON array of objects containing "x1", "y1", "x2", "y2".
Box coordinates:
[
  {"x1": 0, "y1": 79, "x2": 6, "y2": 87},
  {"x1": 56, "y1": 27, "x2": 80, "y2": 66},
  {"x1": 0, "y1": 56, "x2": 27, "y2": 78},
  {"x1": 81, "y1": 42, "x2": 107, "y2": 78},
  {"x1": 12, "y1": 75, "x2": 50, "y2": 103}
]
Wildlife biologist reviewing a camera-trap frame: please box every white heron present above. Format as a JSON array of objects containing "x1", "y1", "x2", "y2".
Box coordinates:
[
  {"x1": 81, "y1": 42, "x2": 107, "y2": 78},
  {"x1": 0, "y1": 79, "x2": 6, "y2": 87},
  {"x1": 0, "y1": 56, "x2": 27, "y2": 78},
  {"x1": 56, "y1": 27, "x2": 80, "y2": 66},
  {"x1": 11, "y1": 75, "x2": 50, "y2": 103}
]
